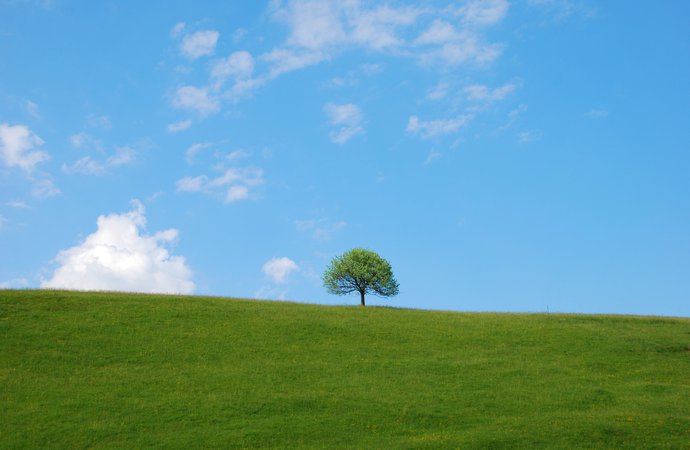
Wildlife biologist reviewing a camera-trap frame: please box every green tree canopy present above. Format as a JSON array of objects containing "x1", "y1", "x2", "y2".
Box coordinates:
[{"x1": 322, "y1": 248, "x2": 399, "y2": 306}]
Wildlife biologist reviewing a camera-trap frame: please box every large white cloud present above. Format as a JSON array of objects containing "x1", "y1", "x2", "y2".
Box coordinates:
[{"x1": 42, "y1": 201, "x2": 195, "y2": 294}]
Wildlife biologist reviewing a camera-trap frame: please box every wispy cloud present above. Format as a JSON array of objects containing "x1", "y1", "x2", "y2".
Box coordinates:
[
  {"x1": 464, "y1": 83, "x2": 516, "y2": 103},
  {"x1": 295, "y1": 218, "x2": 347, "y2": 241},
  {"x1": 406, "y1": 114, "x2": 473, "y2": 139},
  {"x1": 166, "y1": 119, "x2": 192, "y2": 133},
  {"x1": 588, "y1": 108, "x2": 609, "y2": 119},
  {"x1": 30, "y1": 178, "x2": 60, "y2": 199},
  {"x1": 6, "y1": 200, "x2": 29, "y2": 209},
  {"x1": 62, "y1": 146, "x2": 136, "y2": 175},
  {"x1": 177, "y1": 167, "x2": 264, "y2": 204},
  {"x1": 324, "y1": 102, "x2": 364, "y2": 144},
  {"x1": 25, "y1": 100, "x2": 40, "y2": 119}
]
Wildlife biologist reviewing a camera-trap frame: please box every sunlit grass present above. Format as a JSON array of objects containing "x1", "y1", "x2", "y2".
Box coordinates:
[{"x1": 1, "y1": 289, "x2": 689, "y2": 448}]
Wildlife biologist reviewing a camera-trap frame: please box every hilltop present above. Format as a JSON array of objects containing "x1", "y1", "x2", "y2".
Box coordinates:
[{"x1": 1, "y1": 290, "x2": 689, "y2": 448}]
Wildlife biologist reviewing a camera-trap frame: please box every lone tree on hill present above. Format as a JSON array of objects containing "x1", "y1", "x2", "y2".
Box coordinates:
[{"x1": 322, "y1": 248, "x2": 399, "y2": 306}]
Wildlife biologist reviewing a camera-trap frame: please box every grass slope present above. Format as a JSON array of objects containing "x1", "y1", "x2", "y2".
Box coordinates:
[{"x1": 1, "y1": 290, "x2": 689, "y2": 448}]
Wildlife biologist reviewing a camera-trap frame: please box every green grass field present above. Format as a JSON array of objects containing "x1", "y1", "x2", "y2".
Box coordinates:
[{"x1": 1, "y1": 290, "x2": 689, "y2": 448}]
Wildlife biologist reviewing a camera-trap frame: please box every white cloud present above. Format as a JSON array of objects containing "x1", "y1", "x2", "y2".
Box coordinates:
[
  {"x1": 426, "y1": 81, "x2": 450, "y2": 101},
  {"x1": 210, "y1": 51, "x2": 255, "y2": 88},
  {"x1": 6, "y1": 200, "x2": 29, "y2": 209},
  {"x1": 464, "y1": 83, "x2": 516, "y2": 103},
  {"x1": 0, "y1": 123, "x2": 49, "y2": 172},
  {"x1": 170, "y1": 21, "x2": 186, "y2": 39},
  {"x1": 528, "y1": 0, "x2": 594, "y2": 20},
  {"x1": 262, "y1": 47, "x2": 327, "y2": 78},
  {"x1": 180, "y1": 30, "x2": 219, "y2": 59},
  {"x1": 262, "y1": 256, "x2": 299, "y2": 284},
  {"x1": 41, "y1": 200, "x2": 195, "y2": 294},
  {"x1": 416, "y1": 25, "x2": 503, "y2": 66},
  {"x1": 349, "y1": 4, "x2": 421, "y2": 51},
  {"x1": 171, "y1": 86, "x2": 220, "y2": 116},
  {"x1": 31, "y1": 178, "x2": 60, "y2": 199},
  {"x1": 457, "y1": 0, "x2": 509, "y2": 27},
  {"x1": 588, "y1": 108, "x2": 609, "y2": 118},
  {"x1": 271, "y1": 0, "x2": 420, "y2": 52},
  {"x1": 0, "y1": 214, "x2": 7, "y2": 230},
  {"x1": 177, "y1": 167, "x2": 264, "y2": 204},
  {"x1": 518, "y1": 130, "x2": 540, "y2": 143},
  {"x1": 406, "y1": 114, "x2": 473, "y2": 139},
  {"x1": 184, "y1": 142, "x2": 213, "y2": 164},
  {"x1": 62, "y1": 146, "x2": 135, "y2": 175},
  {"x1": 295, "y1": 218, "x2": 347, "y2": 241},
  {"x1": 324, "y1": 102, "x2": 364, "y2": 144},
  {"x1": 424, "y1": 149, "x2": 442, "y2": 165},
  {"x1": 166, "y1": 119, "x2": 193, "y2": 133},
  {"x1": 415, "y1": 19, "x2": 458, "y2": 45},
  {"x1": 25, "y1": 100, "x2": 40, "y2": 119},
  {"x1": 70, "y1": 132, "x2": 103, "y2": 150},
  {"x1": 87, "y1": 115, "x2": 112, "y2": 130},
  {"x1": 232, "y1": 27, "x2": 248, "y2": 43}
]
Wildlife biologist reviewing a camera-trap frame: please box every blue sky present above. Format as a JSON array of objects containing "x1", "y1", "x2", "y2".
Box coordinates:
[{"x1": 1, "y1": 0, "x2": 689, "y2": 316}]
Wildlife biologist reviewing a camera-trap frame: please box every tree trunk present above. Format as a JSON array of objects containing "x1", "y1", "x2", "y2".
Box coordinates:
[{"x1": 360, "y1": 290, "x2": 366, "y2": 307}]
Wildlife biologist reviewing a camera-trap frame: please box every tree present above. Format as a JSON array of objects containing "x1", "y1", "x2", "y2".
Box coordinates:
[{"x1": 322, "y1": 248, "x2": 399, "y2": 306}]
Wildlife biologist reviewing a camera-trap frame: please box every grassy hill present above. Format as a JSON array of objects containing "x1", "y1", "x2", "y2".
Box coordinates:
[{"x1": 1, "y1": 290, "x2": 689, "y2": 448}]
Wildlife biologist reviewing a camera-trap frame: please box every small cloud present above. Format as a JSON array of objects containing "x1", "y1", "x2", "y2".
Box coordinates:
[
  {"x1": 294, "y1": 218, "x2": 347, "y2": 241},
  {"x1": 226, "y1": 149, "x2": 249, "y2": 162},
  {"x1": 70, "y1": 132, "x2": 103, "y2": 151},
  {"x1": 166, "y1": 119, "x2": 192, "y2": 133},
  {"x1": 509, "y1": 104, "x2": 528, "y2": 118},
  {"x1": 41, "y1": 200, "x2": 195, "y2": 294},
  {"x1": 424, "y1": 149, "x2": 442, "y2": 165},
  {"x1": 180, "y1": 30, "x2": 219, "y2": 59},
  {"x1": 232, "y1": 28, "x2": 248, "y2": 42},
  {"x1": 6, "y1": 200, "x2": 29, "y2": 209},
  {"x1": 464, "y1": 83, "x2": 516, "y2": 103},
  {"x1": 262, "y1": 257, "x2": 299, "y2": 284},
  {"x1": 176, "y1": 167, "x2": 264, "y2": 204},
  {"x1": 87, "y1": 115, "x2": 112, "y2": 130},
  {"x1": 518, "y1": 130, "x2": 539, "y2": 143},
  {"x1": 457, "y1": 0, "x2": 510, "y2": 27},
  {"x1": 426, "y1": 82, "x2": 450, "y2": 101},
  {"x1": 62, "y1": 146, "x2": 136, "y2": 175},
  {"x1": 184, "y1": 142, "x2": 213, "y2": 164},
  {"x1": 0, "y1": 123, "x2": 50, "y2": 173},
  {"x1": 0, "y1": 215, "x2": 7, "y2": 230},
  {"x1": 25, "y1": 100, "x2": 40, "y2": 119},
  {"x1": 210, "y1": 51, "x2": 255, "y2": 89},
  {"x1": 588, "y1": 108, "x2": 609, "y2": 119},
  {"x1": 170, "y1": 22, "x2": 186, "y2": 39},
  {"x1": 30, "y1": 177, "x2": 60, "y2": 199},
  {"x1": 324, "y1": 102, "x2": 364, "y2": 144},
  {"x1": 406, "y1": 114, "x2": 473, "y2": 139},
  {"x1": 171, "y1": 86, "x2": 220, "y2": 116}
]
